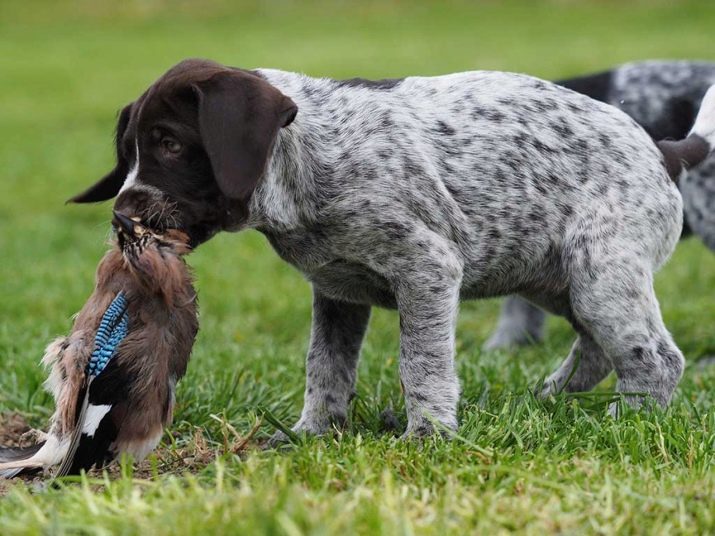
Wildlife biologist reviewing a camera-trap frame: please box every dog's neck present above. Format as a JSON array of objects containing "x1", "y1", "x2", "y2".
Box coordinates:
[
  {"x1": 248, "y1": 117, "x2": 325, "y2": 231},
  {"x1": 247, "y1": 69, "x2": 341, "y2": 232}
]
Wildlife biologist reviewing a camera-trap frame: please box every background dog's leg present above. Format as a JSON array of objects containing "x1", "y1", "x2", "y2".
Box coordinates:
[
  {"x1": 484, "y1": 295, "x2": 547, "y2": 350},
  {"x1": 396, "y1": 267, "x2": 461, "y2": 437},
  {"x1": 279, "y1": 290, "x2": 371, "y2": 440},
  {"x1": 540, "y1": 333, "x2": 613, "y2": 397},
  {"x1": 571, "y1": 257, "x2": 684, "y2": 412}
]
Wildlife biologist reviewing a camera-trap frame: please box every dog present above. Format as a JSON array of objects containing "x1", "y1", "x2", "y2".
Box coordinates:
[
  {"x1": 69, "y1": 59, "x2": 715, "y2": 438},
  {"x1": 486, "y1": 60, "x2": 715, "y2": 351}
]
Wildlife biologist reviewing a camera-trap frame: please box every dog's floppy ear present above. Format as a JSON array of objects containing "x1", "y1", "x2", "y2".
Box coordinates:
[
  {"x1": 193, "y1": 71, "x2": 297, "y2": 201},
  {"x1": 68, "y1": 103, "x2": 133, "y2": 203}
]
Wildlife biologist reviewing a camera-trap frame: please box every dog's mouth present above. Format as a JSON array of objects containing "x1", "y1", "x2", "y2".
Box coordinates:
[
  {"x1": 113, "y1": 188, "x2": 233, "y2": 249},
  {"x1": 113, "y1": 189, "x2": 183, "y2": 233}
]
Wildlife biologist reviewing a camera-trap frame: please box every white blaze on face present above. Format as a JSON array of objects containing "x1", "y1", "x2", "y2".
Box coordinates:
[{"x1": 119, "y1": 139, "x2": 140, "y2": 194}]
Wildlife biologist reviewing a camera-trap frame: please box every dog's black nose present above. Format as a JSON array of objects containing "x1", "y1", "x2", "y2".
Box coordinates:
[{"x1": 112, "y1": 211, "x2": 138, "y2": 236}]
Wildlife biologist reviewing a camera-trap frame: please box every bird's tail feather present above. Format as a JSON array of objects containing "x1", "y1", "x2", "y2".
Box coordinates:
[
  {"x1": 55, "y1": 383, "x2": 91, "y2": 477},
  {"x1": 0, "y1": 435, "x2": 69, "y2": 479},
  {"x1": 0, "y1": 443, "x2": 44, "y2": 462},
  {"x1": 0, "y1": 443, "x2": 46, "y2": 478}
]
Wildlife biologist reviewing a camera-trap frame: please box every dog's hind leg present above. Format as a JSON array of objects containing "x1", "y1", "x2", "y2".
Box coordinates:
[
  {"x1": 519, "y1": 292, "x2": 614, "y2": 397},
  {"x1": 483, "y1": 295, "x2": 547, "y2": 350},
  {"x1": 569, "y1": 255, "x2": 684, "y2": 412}
]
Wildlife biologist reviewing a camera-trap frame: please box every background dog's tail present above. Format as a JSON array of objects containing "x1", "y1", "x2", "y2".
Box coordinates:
[{"x1": 658, "y1": 84, "x2": 715, "y2": 181}]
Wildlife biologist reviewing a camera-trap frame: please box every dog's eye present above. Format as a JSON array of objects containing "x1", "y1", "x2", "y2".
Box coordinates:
[{"x1": 161, "y1": 137, "x2": 182, "y2": 155}]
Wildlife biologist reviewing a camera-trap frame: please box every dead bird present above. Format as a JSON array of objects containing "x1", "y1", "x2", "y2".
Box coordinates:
[{"x1": 0, "y1": 212, "x2": 198, "y2": 477}]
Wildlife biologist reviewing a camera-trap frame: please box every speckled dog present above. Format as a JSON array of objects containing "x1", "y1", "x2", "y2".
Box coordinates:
[
  {"x1": 70, "y1": 59, "x2": 715, "y2": 437},
  {"x1": 487, "y1": 60, "x2": 715, "y2": 351}
]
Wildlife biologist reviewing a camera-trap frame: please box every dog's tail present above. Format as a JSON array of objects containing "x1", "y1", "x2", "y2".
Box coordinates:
[{"x1": 658, "y1": 84, "x2": 715, "y2": 181}]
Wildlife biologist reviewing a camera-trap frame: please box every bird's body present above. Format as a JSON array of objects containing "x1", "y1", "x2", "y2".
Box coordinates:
[{"x1": 0, "y1": 218, "x2": 198, "y2": 477}]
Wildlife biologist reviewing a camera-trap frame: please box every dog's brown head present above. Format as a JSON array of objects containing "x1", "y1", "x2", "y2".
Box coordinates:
[{"x1": 70, "y1": 58, "x2": 298, "y2": 246}]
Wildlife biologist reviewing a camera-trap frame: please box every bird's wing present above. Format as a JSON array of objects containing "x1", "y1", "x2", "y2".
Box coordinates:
[
  {"x1": 54, "y1": 293, "x2": 131, "y2": 477},
  {"x1": 54, "y1": 358, "x2": 132, "y2": 477}
]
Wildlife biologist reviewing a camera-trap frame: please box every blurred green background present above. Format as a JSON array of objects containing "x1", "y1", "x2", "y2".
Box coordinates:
[{"x1": 0, "y1": 1, "x2": 714, "y2": 533}]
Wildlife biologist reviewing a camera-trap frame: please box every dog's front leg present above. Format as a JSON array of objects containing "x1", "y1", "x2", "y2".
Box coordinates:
[
  {"x1": 282, "y1": 288, "x2": 371, "y2": 441},
  {"x1": 396, "y1": 262, "x2": 462, "y2": 437}
]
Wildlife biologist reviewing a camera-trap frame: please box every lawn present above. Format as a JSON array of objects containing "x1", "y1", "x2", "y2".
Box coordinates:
[{"x1": 1, "y1": 0, "x2": 714, "y2": 533}]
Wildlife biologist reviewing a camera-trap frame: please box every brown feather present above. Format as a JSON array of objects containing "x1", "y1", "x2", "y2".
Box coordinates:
[{"x1": 97, "y1": 229, "x2": 198, "y2": 456}]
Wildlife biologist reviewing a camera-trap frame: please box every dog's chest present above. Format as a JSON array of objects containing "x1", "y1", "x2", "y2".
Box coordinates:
[
  {"x1": 306, "y1": 261, "x2": 397, "y2": 308},
  {"x1": 262, "y1": 229, "x2": 397, "y2": 308}
]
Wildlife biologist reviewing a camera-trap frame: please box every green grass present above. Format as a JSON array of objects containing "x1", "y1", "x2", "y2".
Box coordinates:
[{"x1": 1, "y1": 0, "x2": 715, "y2": 533}]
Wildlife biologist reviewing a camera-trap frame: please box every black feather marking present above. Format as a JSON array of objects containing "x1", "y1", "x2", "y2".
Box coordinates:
[
  {"x1": 64, "y1": 413, "x2": 120, "y2": 475},
  {"x1": 55, "y1": 379, "x2": 91, "y2": 477},
  {"x1": 87, "y1": 357, "x2": 136, "y2": 405},
  {"x1": 55, "y1": 357, "x2": 134, "y2": 477}
]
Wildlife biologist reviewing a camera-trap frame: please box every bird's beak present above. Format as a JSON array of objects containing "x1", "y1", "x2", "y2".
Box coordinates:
[{"x1": 112, "y1": 211, "x2": 145, "y2": 237}]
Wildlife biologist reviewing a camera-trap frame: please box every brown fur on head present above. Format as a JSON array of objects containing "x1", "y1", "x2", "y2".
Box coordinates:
[{"x1": 68, "y1": 59, "x2": 298, "y2": 247}]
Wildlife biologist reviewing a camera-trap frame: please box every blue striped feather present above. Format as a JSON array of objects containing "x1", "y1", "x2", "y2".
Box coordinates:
[{"x1": 88, "y1": 293, "x2": 130, "y2": 377}]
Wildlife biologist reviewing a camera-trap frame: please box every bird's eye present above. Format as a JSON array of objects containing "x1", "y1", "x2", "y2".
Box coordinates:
[{"x1": 161, "y1": 137, "x2": 182, "y2": 154}]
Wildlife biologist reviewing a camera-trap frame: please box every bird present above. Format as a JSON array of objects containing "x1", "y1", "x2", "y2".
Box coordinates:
[{"x1": 0, "y1": 212, "x2": 198, "y2": 477}]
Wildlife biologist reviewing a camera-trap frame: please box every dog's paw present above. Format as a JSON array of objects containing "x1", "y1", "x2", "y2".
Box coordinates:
[
  {"x1": 401, "y1": 416, "x2": 456, "y2": 440},
  {"x1": 538, "y1": 378, "x2": 561, "y2": 399},
  {"x1": 265, "y1": 415, "x2": 344, "y2": 449},
  {"x1": 265, "y1": 430, "x2": 293, "y2": 449}
]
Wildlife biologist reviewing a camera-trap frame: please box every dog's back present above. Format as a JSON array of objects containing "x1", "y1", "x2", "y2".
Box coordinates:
[{"x1": 259, "y1": 69, "x2": 682, "y2": 297}]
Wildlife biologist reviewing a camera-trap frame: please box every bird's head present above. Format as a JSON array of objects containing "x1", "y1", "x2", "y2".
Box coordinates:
[{"x1": 111, "y1": 210, "x2": 193, "y2": 297}]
